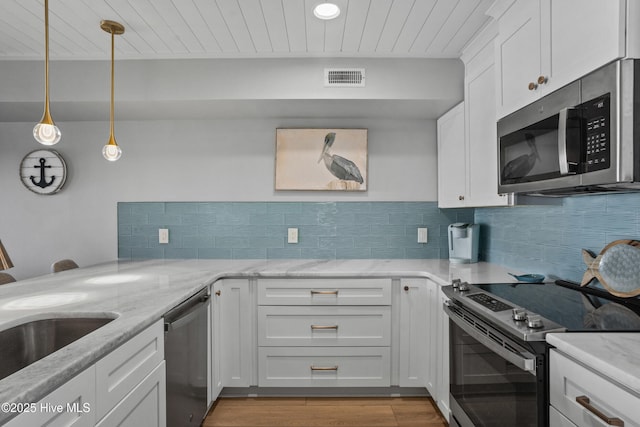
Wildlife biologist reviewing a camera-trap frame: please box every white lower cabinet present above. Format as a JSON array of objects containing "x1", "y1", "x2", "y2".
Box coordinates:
[
  {"x1": 96, "y1": 362, "x2": 166, "y2": 427},
  {"x1": 5, "y1": 367, "x2": 96, "y2": 427},
  {"x1": 257, "y1": 278, "x2": 392, "y2": 388},
  {"x1": 435, "y1": 287, "x2": 450, "y2": 421},
  {"x1": 258, "y1": 347, "x2": 391, "y2": 387},
  {"x1": 5, "y1": 320, "x2": 165, "y2": 427},
  {"x1": 424, "y1": 281, "x2": 438, "y2": 394},
  {"x1": 220, "y1": 278, "x2": 255, "y2": 388},
  {"x1": 398, "y1": 279, "x2": 428, "y2": 387},
  {"x1": 212, "y1": 276, "x2": 449, "y2": 420},
  {"x1": 95, "y1": 319, "x2": 164, "y2": 421},
  {"x1": 209, "y1": 280, "x2": 223, "y2": 401},
  {"x1": 550, "y1": 349, "x2": 640, "y2": 427}
]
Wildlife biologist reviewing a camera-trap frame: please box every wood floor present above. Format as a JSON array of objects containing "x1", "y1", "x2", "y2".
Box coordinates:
[{"x1": 203, "y1": 397, "x2": 448, "y2": 427}]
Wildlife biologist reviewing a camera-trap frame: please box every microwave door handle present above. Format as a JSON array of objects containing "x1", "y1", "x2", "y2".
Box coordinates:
[{"x1": 558, "y1": 107, "x2": 571, "y2": 175}]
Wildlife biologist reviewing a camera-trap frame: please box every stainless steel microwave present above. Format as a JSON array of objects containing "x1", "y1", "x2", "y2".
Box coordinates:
[{"x1": 497, "y1": 59, "x2": 640, "y2": 196}]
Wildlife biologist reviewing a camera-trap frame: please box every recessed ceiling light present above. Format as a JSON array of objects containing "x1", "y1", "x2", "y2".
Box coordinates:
[{"x1": 314, "y1": 3, "x2": 340, "y2": 20}]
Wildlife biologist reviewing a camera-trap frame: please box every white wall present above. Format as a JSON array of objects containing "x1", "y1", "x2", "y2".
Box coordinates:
[
  {"x1": 0, "y1": 117, "x2": 437, "y2": 279},
  {"x1": 0, "y1": 58, "x2": 463, "y2": 121}
]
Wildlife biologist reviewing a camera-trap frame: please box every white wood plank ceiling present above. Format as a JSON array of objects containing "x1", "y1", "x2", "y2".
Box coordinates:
[{"x1": 0, "y1": 0, "x2": 493, "y2": 60}]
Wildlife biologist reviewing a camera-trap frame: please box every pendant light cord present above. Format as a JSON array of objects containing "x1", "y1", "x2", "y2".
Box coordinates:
[
  {"x1": 44, "y1": 0, "x2": 50, "y2": 113},
  {"x1": 110, "y1": 29, "x2": 115, "y2": 137}
]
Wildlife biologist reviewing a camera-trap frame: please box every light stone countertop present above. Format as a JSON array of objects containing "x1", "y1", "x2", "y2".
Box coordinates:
[
  {"x1": 0, "y1": 258, "x2": 512, "y2": 424},
  {"x1": 546, "y1": 333, "x2": 640, "y2": 396},
  {"x1": 0, "y1": 258, "x2": 550, "y2": 424}
]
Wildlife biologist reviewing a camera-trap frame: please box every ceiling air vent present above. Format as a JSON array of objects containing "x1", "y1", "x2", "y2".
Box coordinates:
[{"x1": 324, "y1": 68, "x2": 365, "y2": 87}]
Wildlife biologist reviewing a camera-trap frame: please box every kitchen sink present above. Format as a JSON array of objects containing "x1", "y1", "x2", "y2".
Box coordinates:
[{"x1": 0, "y1": 316, "x2": 116, "y2": 381}]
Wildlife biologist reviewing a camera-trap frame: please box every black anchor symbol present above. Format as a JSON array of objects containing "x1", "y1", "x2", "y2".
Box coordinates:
[{"x1": 30, "y1": 157, "x2": 56, "y2": 189}]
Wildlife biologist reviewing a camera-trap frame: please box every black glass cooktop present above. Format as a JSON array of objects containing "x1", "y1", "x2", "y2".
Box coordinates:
[{"x1": 474, "y1": 280, "x2": 640, "y2": 331}]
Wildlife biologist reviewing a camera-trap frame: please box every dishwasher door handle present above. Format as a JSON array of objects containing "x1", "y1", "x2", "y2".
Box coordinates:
[{"x1": 164, "y1": 298, "x2": 208, "y2": 332}]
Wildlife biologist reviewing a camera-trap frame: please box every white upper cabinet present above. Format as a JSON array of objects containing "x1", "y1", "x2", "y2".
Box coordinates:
[
  {"x1": 493, "y1": 0, "x2": 630, "y2": 118},
  {"x1": 494, "y1": 0, "x2": 543, "y2": 117},
  {"x1": 463, "y1": 24, "x2": 512, "y2": 207},
  {"x1": 438, "y1": 23, "x2": 512, "y2": 208},
  {"x1": 437, "y1": 102, "x2": 466, "y2": 208},
  {"x1": 547, "y1": 0, "x2": 625, "y2": 94}
]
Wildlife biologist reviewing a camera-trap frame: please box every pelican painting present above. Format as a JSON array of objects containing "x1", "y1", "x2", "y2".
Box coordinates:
[
  {"x1": 318, "y1": 132, "x2": 364, "y2": 190},
  {"x1": 275, "y1": 128, "x2": 367, "y2": 191}
]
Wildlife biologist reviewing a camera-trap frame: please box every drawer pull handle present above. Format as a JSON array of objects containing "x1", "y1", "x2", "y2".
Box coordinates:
[
  {"x1": 311, "y1": 325, "x2": 338, "y2": 330},
  {"x1": 310, "y1": 290, "x2": 339, "y2": 296},
  {"x1": 310, "y1": 365, "x2": 338, "y2": 371},
  {"x1": 576, "y1": 396, "x2": 624, "y2": 426}
]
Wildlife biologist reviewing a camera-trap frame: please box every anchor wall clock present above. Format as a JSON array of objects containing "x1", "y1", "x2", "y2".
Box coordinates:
[{"x1": 19, "y1": 149, "x2": 67, "y2": 195}]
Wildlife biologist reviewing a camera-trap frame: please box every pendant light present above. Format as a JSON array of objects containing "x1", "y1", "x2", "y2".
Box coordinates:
[
  {"x1": 33, "y1": 0, "x2": 61, "y2": 145},
  {"x1": 100, "y1": 20, "x2": 125, "y2": 161}
]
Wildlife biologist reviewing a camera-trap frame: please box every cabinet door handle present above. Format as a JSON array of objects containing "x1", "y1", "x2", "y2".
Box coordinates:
[
  {"x1": 537, "y1": 75, "x2": 547, "y2": 85},
  {"x1": 575, "y1": 396, "x2": 624, "y2": 426},
  {"x1": 458, "y1": 195, "x2": 464, "y2": 201},
  {"x1": 310, "y1": 365, "x2": 339, "y2": 371},
  {"x1": 404, "y1": 286, "x2": 410, "y2": 291},
  {"x1": 528, "y1": 82, "x2": 538, "y2": 91},
  {"x1": 215, "y1": 290, "x2": 221, "y2": 296},
  {"x1": 310, "y1": 290, "x2": 339, "y2": 295},
  {"x1": 311, "y1": 325, "x2": 338, "y2": 330}
]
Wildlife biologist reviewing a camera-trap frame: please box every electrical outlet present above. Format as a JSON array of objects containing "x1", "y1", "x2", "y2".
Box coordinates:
[
  {"x1": 159, "y1": 228, "x2": 169, "y2": 244},
  {"x1": 287, "y1": 228, "x2": 298, "y2": 244},
  {"x1": 417, "y1": 227, "x2": 428, "y2": 243}
]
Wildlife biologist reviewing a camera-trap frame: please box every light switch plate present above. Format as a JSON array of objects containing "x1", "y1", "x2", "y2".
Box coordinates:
[
  {"x1": 159, "y1": 228, "x2": 169, "y2": 244},
  {"x1": 287, "y1": 228, "x2": 298, "y2": 244},
  {"x1": 417, "y1": 227, "x2": 428, "y2": 243}
]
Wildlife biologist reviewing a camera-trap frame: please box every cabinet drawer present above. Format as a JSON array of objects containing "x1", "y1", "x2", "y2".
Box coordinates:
[
  {"x1": 257, "y1": 278, "x2": 391, "y2": 306},
  {"x1": 258, "y1": 347, "x2": 390, "y2": 387},
  {"x1": 96, "y1": 361, "x2": 166, "y2": 427},
  {"x1": 550, "y1": 350, "x2": 640, "y2": 427},
  {"x1": 95, "y1": 319, "x2": 164, "y2": 421},
  {"x1": 258, "y1": 306, "x2": 391, "y2": 347}
]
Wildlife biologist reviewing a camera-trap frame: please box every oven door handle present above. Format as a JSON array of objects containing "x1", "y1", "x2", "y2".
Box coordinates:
[{"x1": 444, "y1": 303, "x2": 537, "y2": 374}]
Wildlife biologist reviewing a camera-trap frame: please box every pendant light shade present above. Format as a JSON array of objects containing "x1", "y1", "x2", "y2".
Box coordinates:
[
  {"x1": 101, "y1": 20, "x2": 125, "y2": 162},
  {"x1": 34, "y1": 0, "x2": 61, "y2": 145}
]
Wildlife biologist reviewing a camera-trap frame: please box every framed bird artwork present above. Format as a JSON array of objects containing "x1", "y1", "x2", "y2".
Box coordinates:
[{"x1": 275, "y1": 128, "x2": 368, "y2": 191}]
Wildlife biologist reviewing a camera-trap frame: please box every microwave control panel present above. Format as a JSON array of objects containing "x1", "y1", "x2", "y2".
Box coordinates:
[{"x1": 582, "y1": 94, "x2": 610, "y2": 172}]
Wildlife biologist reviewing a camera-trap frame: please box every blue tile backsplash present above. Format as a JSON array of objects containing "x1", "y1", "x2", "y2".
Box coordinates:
[
  {"x1": 118, "y1": 202, "x2": 474, "y2": 260},
  {"x1": 475, "y1": 193, "x2": 640, "y2": 282},
  {"x1": 118, "y1": 194, "x2": 640, "y2": 276}
]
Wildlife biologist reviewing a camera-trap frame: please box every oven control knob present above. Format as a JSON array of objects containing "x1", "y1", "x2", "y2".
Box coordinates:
[
  {"x1": 451, "y1": 279, "x2": 461, "y2": 289},
  {"x1": 458, "y1": 282, "x2": 470, "y2": 292},
  {"x1": 512, "y1": 308, "x2": 527, "y2": 321},
  {"x1": 526, "y1": 315, "x2": 544, "y2": 329}
]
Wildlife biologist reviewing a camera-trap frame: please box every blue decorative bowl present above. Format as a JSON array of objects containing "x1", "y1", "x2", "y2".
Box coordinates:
[{"x1": 508, "y1": 273, "x2": 545, "y2": 283}]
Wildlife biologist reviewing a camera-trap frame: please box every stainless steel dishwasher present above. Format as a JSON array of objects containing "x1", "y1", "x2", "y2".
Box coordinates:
[{"x1": 164, "y1": 288, "x2": 210, "y2": 427}]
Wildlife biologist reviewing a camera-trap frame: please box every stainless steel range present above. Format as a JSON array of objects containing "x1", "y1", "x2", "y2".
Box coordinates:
[{"x1": 442, "y1": 279, "x2": 640, "y2": 427}]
